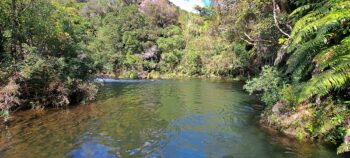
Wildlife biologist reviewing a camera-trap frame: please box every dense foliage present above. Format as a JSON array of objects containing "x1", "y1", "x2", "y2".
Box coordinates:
[
  {"x1": 218, "y1": 0, "x2": 350, "y2": 153},
  {"x1": 0, "y1": 0, "x2": 237, "y2": 119},
  {"x1": 0, "y1": 0, "x2": 98, "y2": 121},
  {"x1": 0, "y1": 0, "x2": 349, "y2": 154}
]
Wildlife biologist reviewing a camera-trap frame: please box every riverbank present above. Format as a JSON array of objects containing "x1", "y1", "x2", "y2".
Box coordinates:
[
  {"x1": 0, "y1": 80, "x2": 346, "y2": 157},
  {"x1": 2, "y1": 74, "x2": 349, "y2": 155},
  {"x1": 96, "y1": 70, "x2": 246, "y2": 81},
  {"x1": 260, "y1": 100, "x2": 350, "y2": 154},
  {"x1": 2, "y1": 78, "x2": 349, "y2": 156}
]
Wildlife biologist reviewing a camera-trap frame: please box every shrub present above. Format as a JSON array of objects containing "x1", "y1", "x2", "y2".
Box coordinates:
[
  {"x1": 280, "y1": 84, "x2": 297, "y2": 106},
  {"x1": 244, "y1": 66, "x2": 281, "y2": 106},
  {"x1": 149, "y1": 70, "x2": 161, "y2": 79},
  {"x1": 119, "y1": 71, "x2": 139, "y2": 79},
  {"x1": 0, "y1": 79, "x2": 20, "y2": 122}
]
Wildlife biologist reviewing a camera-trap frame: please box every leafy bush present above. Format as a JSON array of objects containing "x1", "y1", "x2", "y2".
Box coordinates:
[
  {"x1": 148, "y1": 70, "x2": 161, "y2": 79},
  {"x1": 119, "y1": 71, "x2": 139, "y2": 79},
  {"x1": 179, "y1": 50, "x2": 202, "y2": 76},
  {"x1": 159, "y1": 51, "x2": 181, "y2": 73},
  {"x1": 0, "y1": 79, "x2": 20, "y2": 121},
  {"x1": 0, "y1": 0, "x2": 98, "y2": 120},
  {"x1": 280, "y1": 84, "x2": 297, "y2": 106},
  {"x1": 233, "y1": 42, "x2": 250, "y2": 70},
  {"x1": 244, "y1": 66, "x2": 281, "y2": 106}
]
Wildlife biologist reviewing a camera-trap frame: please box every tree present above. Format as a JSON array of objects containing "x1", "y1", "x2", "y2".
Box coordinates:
[
  {"x1": 140, "y1": 0, "x2": 178, "y2": 27},
  {"x1": 0, "y1": 0, "x2": 97, "y2": 119}
]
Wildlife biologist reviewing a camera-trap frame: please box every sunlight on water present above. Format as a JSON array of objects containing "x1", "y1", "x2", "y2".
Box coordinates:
[{"x1": 0, "y1": 80, "x2": 346, "y2": 158}]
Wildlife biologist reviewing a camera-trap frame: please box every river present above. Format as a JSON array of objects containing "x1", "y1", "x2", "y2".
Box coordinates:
[{"x1": 0, "y1": 80, "x2": 346, "y2": 158}]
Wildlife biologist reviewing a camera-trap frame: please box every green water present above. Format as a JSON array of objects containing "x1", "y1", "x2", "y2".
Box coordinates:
[{"x1": 0, "y1": 80, "x2": 346, "y2": 158}]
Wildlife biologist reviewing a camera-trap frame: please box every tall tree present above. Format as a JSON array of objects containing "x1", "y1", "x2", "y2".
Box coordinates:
[{"x1": 10, "y1": 0, "x2": 17, "y2": 60}]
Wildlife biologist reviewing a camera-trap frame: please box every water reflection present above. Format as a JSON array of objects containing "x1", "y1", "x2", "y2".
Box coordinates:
[
  {"x1": 0, "y1": 80, "x2": 347, "y2": 158},
  {"x1": 70, "y1": 134, "x2": 119, "y2": 158}
]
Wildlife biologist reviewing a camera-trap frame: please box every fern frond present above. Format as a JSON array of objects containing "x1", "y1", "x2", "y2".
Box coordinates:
[
  {"x1": 286, "y1": 1, "x2": 350, "y2": 75},
  {"x1": 297, "y1": 64, "x2": 350, "y2": 103},
  {"x1": 289, "y1": 3, "x2": 316, "y2": 19},
  {"x1": 314, "y1": 36, "x2": 350, "y2": 70},
  {"x1": 286, "y1": 35, "x2": 326, "y2": 74},
  {"x1": 290, "y1": 9, "x2": 350, "y2": 46}
]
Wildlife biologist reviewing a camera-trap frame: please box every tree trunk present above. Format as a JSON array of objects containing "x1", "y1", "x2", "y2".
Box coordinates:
[
  {"x1": 0, "y1": 29, "x2": 4, "y2": 62},
  {"x1": 11, "y1": 0, "x2": 17, "y2": 60}
]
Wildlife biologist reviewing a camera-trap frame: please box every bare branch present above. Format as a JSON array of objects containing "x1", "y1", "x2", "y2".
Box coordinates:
[
  {"x1": 287, "y1": 24, "x2": 293, "y2": 31},
  {"x1": 272, "y1": 0, "x2": 290, "y2": 38},
  {"x1": 241, "y1": 31, "x2": 278, "y2": 48},
  {"x1": 240, "y1": 37, "x2": 255, "y2": 45},
  {"x1": 244, "y1": 32, "x2": 275, "y2": 43},
  {"x1": 244, "y1": 32, "x2": 255, "y2": 41}
]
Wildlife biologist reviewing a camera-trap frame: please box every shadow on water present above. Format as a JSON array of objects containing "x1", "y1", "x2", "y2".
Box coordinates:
[{"x1": 0, "y1": 80, "x2": 348, "y2": 158}]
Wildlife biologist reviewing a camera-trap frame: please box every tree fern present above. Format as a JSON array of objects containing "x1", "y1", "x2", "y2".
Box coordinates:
[
  {"x1": 290, "y1": 9, "x2": 350, "y2": 47},
  {"x1": 296, "y1": 35, "x2": 350, "y2": 103},
  {"x1": 290, "y1": 1, "x2": 350, "y2": 44},
  {"x1": 286, "y1": 0, "x2": 350, "y2": 77},
  {"x1": 290, "y1": 2, "x2": 329, "y2": 34},
  {"x1": 286, "y1": 35, "x2": 326, "y2": 75},
  {"x1": 314, "y1": 36, "x2": 350, "y2": 70},
  {"x1": 297, "y1": 65, "x2": 350, "y2": 103}
]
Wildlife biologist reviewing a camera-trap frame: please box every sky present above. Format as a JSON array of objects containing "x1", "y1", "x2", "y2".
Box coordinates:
[{"x1": 168, "y1": 0, "x2": 211, "y2": 12}]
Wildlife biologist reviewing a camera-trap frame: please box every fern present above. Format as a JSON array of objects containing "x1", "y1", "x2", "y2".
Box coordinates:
[
  {"x1": 289, "y1": 3, "x2": 317, "y2": 19},
  {"x1": 297, "y1": 65, "x2": 350, "y2": 103},
  {"x1": 314, "y1": 36, "x2": 350, "y2": 70},
  {"x1": 286, "y1": 0, "x2": 350, "y2": 78},
  {"x1": 291, "y1": 29, "x2": 349, "y2": 102},
  {"x1": 290, "y1": 2, "x2": 332, "y2": 38},
  {"x1": 286, "y1": 35, "x2": 326, "y2": 75},
  {"x1": 295, "y1": 34, "x2": 350, "y2": 102}
]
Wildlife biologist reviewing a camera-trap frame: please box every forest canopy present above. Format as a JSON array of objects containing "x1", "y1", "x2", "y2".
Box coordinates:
[{"x1": 0, "y1": 0, "x2": 349, "y2": 154}]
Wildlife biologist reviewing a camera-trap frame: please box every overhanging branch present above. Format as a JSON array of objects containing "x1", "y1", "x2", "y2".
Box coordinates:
[{"x1": 272, "y1": 0, "x2": 291, "y2": 38}]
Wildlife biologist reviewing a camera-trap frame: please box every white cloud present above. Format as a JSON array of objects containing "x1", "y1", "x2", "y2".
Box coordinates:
[{"x1": 168, "y1": 0, "x2": 205, "y2": 13}]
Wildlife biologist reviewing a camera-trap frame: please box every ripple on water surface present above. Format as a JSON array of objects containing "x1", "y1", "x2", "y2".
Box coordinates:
[{"x1": 0, "y1": 80, "x2": 347, "y2": 158}]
